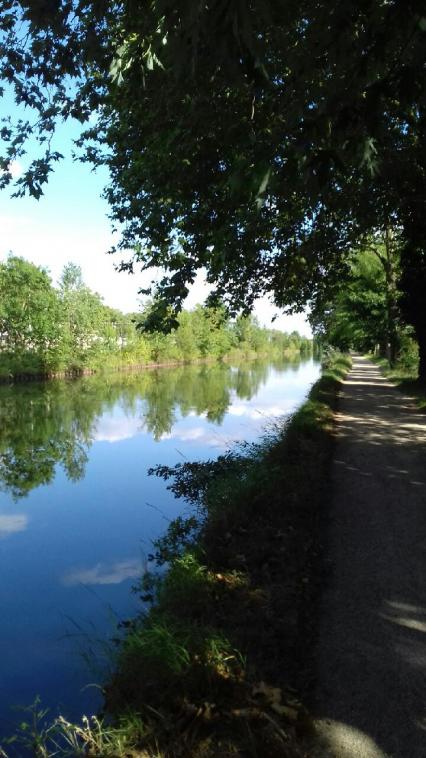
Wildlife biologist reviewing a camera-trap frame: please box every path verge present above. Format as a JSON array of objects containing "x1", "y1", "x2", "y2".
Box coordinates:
[{"x1": 371, "y1": 355, "x2": 426, "y2": 412}]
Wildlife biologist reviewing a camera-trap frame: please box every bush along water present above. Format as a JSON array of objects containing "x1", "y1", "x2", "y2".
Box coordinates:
[{"x1": 0, "y1": 352, "x2": 351, "y2": 758}]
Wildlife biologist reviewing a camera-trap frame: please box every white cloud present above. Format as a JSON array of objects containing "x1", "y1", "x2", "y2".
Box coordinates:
[
  {"x1": 172, "y1": 427, "x2": 206, "y2": 441},
  {"x1": 0, "y1": 213, "x2": 143, "y2": 313},
  {"x1": 8, "y1": 160, "x2": 23, "y2": 179},
  {"x1": 0, "y1": 160, "x2": 23, "y2": 180},
  {"x1": 0, "y1": 513, "x2": 28, "y2": 537},
  {"x1": 94, "y1": 416, "x2": 143, "y2": 443},
  {"x1": 0, "y1": 142, "x2": 312, "y2": 330},
  {"x1": 253, "y1": 298, "x2": 312, "y2": 337},
  {"x1": 161, "y1": 424, "x2": 228, "y2": 448},
  {"x1": 0, "y1": 214, "x2": 312, "y2": 333},
  {"x1": 227, "y1": 403, "x2": 291, "y2": 419},
  {"x1": 63, "y1": 558, "x2": 142, "y2": 586},
  {"x1": 184, "y1": 271, "x2": 212, "y2": 309},
  {"x1": 184, "y1": 271, "x2": 312, "y2": 336}
]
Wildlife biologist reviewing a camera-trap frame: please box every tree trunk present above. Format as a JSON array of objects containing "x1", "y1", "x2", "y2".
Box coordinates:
[
  {"x1": 399, "y1": 113, "x2": 426, "y2": 382},
  {"x1": 371, "y1": 227, "x2": 400, "y2": 366},
  {"x1": 416, "y1": 330, "x2": 426, "y2": 384},
  {"x1": 378, "y1": 341, "x2": 388, "y2": 359},
  {"x1": 383, "y1": 226, "x2": 399, "y2": 366},
  {"x1": 400, "y1": 240, "x2": 426, "y2": 383}
]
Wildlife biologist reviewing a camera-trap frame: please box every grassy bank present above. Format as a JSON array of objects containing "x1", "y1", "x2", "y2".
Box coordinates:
[
  {"x1": 0, "y1": 352, "x2": 351, "y2": 758},
  {"x1": 371, "y1": 356, "x2": 426, "y2": 411}
]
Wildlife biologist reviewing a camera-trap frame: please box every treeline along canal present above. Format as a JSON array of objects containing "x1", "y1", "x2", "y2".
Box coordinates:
[{"x1": 0, "y1": 355, "x2": 319, "y2": 732}]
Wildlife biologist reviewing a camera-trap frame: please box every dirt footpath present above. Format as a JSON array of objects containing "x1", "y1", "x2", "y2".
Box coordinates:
[{"x1": 313, "y1": 356, "x2": 426, "y2": 758}]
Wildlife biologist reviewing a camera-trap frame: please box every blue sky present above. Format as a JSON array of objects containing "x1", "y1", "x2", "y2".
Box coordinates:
[{"x1": 0, "y1": 97, "x2": 311, "y2": 334}]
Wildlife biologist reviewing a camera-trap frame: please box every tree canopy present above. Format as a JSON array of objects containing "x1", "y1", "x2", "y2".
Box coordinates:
[{"x1": 1, "y1": 1, "x2": 426, "y2": 371}]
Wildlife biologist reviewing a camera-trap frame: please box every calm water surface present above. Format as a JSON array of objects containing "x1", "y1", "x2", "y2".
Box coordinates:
[{"x1": 0, "y1": 356, "x2": 319, "y2": 731}]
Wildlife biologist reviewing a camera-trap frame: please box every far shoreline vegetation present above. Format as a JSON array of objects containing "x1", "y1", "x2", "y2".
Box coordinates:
[{"x1": 0, "y1": 256, "x2": 312, "y2": 382}]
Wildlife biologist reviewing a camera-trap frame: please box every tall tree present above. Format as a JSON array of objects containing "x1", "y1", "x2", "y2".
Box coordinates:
[
  {"x1": 310, "y1": 245, "x2": 402, "y2": 359},
  {"x1": 59, "y1": 262, "x2": 111, "y2": 367},
  {"x1": 0, "y1": 256, "x2": 61, "y2": 370}
]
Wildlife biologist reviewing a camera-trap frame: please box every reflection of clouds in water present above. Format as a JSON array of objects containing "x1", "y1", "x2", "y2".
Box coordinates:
[
  {"x1": 160, "y1": 426, "x2": 228, "y2": 448},
  {"x1": 0, "y1": 514, "x2": 28, "y2": 537},
  {"x1": 63, "y1": 558, "x2": 142, "y2": 586},
  {"x1": 94, "y1": 416, "x2": 142, "y2": 443},
  {"x1": 93, "y1": 378, "x2": 308, "y2": 448},
  {"x1": 171, "y1": 427, "x2": 205, "y2": 441},
  {"x1": 227, "y1": 403, "x2": 292, "y2": 419},
  {"x1": 160, "y1": 403, "x2": 297, "y2": 448}
]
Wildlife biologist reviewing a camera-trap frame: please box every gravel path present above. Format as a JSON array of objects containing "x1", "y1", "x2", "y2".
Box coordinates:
[{"x1": 313, "y1": 355, "x2": 426, "y2": 758}]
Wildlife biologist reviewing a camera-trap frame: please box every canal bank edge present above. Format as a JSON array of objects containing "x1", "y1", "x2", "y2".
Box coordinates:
[
  {"x1": 0, "y1": 346, "x2": 309, "y2": 385},
  {"x1": 0, "y1": 351, "x2": 351, "y2": 758}
]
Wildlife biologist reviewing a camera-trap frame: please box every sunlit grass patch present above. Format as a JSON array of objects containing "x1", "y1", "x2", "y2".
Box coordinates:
[{"x1": 0, "y1": 697, "x2": 149, "y2": 758}]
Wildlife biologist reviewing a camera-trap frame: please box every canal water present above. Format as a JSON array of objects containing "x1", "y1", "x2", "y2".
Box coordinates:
[{"x1": 0, "y1": 356, "x2": 320, "y2": 732}]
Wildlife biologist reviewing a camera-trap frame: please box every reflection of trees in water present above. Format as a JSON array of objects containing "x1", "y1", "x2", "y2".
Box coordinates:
[
  {"x1": 0, "y1": 356, "x2": 307, "y2": 497},
  {"x1": 0, "y1": 383, "x2": 93, "y2": 499},
  {"x1": 136, "y1": 364, "x2": 233, "y2": 437},
  {"x1": 175, "y1": 364, "x2": 232, "y2": 426},
  {"x1": 140, "y1": 372, "x2": 178, "y2": 440},
  {"x1": 232, "y1": 361, "x2": 270, "y2": 400}
]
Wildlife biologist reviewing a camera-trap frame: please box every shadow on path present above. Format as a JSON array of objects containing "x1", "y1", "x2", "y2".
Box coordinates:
[{"x1": 314, "y1": 356, "x2": 426, "y2": 758}]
